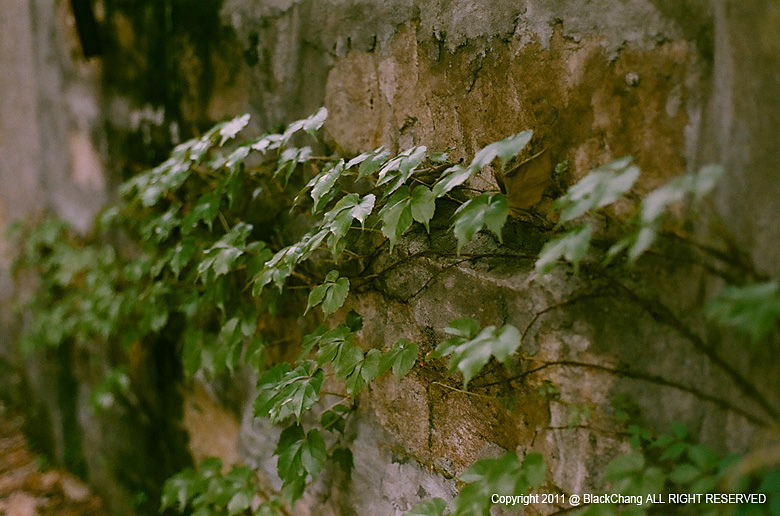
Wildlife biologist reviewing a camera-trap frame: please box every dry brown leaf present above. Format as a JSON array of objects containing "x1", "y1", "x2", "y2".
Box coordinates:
[{"x1": 495, "y1": 148, "x2": 552, "y2": 216}]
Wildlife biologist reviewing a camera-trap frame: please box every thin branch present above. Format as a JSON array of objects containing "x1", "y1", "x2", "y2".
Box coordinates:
[
  {"x1": 603, "y1": 274, "x2": 779, "y2": 421},
  {"x1": 505, "y1": 359, "x2": 768, "y2": 426},
  {"x1": 405, "y1": 257, "x2": 474, "y2": 301},
  {"x1": 430, "y1": 381, "x2": 503, "y2": 399},
  {"x1": 519, "y1": 291, "x2": 615, "y2": 344}
]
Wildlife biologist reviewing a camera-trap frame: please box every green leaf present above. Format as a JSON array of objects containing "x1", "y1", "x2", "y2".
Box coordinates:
[
  {"x1": 300, "y1": 429, "x2": 327, "y2": 478},
  {"x1": 309, "y1": 160, "x2": 345, "y2": 214},
  {"x1": 522, "y1": 452, "x2": 547, "y2": 489},
  {"x1": 378, "y1": 146, "x2": 427, "y2": 196},
  {"x1": 579, "y1": 504, "x2": 618, "y2": 516},
  {"x1": 361, "y1": 349, "x2": 384, "y2": 382},
  {"x1": 660, "y1": 442, "x2": 687, "y2": 462},
  {"x1": 227, "y1": 490, "x2": 252, "y2": 515},
  {"x1": 669, "y1": 464, "x2": 702, "y2": 485},
  {"x1": 331, "y1": 448, "x2": 354, "y2": 480},
  {"x1": 469, "y1": 131, "x2": 533, "y2": 172},
  {"x1": 392, "y1": 339, "x2": 419, "y2": 382},
  {"x1": 452, "y1": 193, "x2": 509, "y2": 252},
  {"x1": 431, "y1": 165, "x2": 472, "y2": 198},
  {"x1": 182, "y1": 329, "x2": 207, "y2": 378},
  {"x1": 405, "y1": 498, "x2": 447, "y2": 516},
  {"x1": 430, "y1": 321, "x2": 521, "y2": 387},
  {"x1": 169, "y1": 239, "x2": 198, "y2": 278},
  {"x1": 692, "y1": 164, "x2": 724, "y2": 200},
  {"x1": 274, "y1": 424, "x2": 327, "y2": 504},
  {"x1": 275, "y1": 147, "x2": 312, "y2": 185},
  {"x1": 452, "y1": 452, "x2": 544, "y2": 516},
  {"x1": 535, "y1": 224, "x2": 593, "y2": 275},
  {"x1": 182, "y1": 193, "x2": 221, "y2": 234},
  {"x1": 219, "y1": 113, "x2": 250, "y2": 145},
  {"x1": 323, "y1": 277, "x2": 349, "y2": 317},
  {"x1": 350, "y1": 194, "x2": 376, "y2": 226},
  {"x1": 251, "y1": 133, "x2": 282, "y2": 154},
  {"x1": 346, "y1": 147, "x2": 392, "y2": 178},
  {"x1": 302, "y1": 107, "x2": 328, "y2": 137},
  {"x1": 410, "y1": 185, "x2": 436, "y2": 232},
  {"x1": 161, "y1": 469, "x2": 204, "y2": 512},
  {"x1": 321, "y1": 404, "x2": 350, "y2": 434},
  {"x1": 307, "y1": 271, "x2": 350, "y2": 317},
  {"x1": 641, "y1": 178, "x2": 689, "y2": 223},
  {"x1": 443, "y1": 317, "x2": 480, "y2": 339},
  {"x1": 345, "y1": 309, "x2": 363, "y2": 332},
  {"x1": 671, "y1": 423, "x2": 689, "y2": 439},
  {"x1": 380, "y1": 186, "x2": 413, "y2": 250},
  {"x1": 354, "y1": 148, "x2": 391, "y2": 178},
  {"x1": 689, "y1": 474, "x2": 718, "y2": 494},
  {"x1": 687, "y1": 445, "x2": 720, "y2": 471},
  {"x1": 604, "y1": 451, "x2": 645, "y2": 482},
  {"x1": 306, "y1": 284, "x2": 328, "y2": 314},
  {"x1": 254, "y1": 363, "x2": 324, "y2": 422},
  {"x1": 334, "y1": 344, "x2": 364, "y2": 378},
  {"x1": 377, "y1": 338, "x2": 418, "y2": 383},
  {"x1": 706, "y1": 281, "x2": 780, "y2": 344},
  {"x1": 555, "y1": 158, "x2": 640, "y2": 223},
  {"x1": 345, "y1": 366, "x2": 366, "y2": 396}
]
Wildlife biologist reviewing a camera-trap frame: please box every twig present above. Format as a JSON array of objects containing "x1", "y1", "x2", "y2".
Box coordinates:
[
  {"x1": 503, "y1": 359, "x2": 768, "y2": 426},
  {"x1": 603, "y1": 274, "x2": 779, "y2": 421},
  {"x1": 430, "y1": 381, "x2": 503, "y2": 399}
]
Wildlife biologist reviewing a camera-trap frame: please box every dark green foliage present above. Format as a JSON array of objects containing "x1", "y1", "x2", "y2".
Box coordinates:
[
  {"x1": 706, "y1": 281, "x2": 780, "y2": 344},
  {"x1": 12, "y1": 107, "x2": 774, "y2": 516}
]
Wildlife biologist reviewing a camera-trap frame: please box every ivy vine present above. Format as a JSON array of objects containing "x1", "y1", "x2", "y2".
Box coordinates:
[{"x1": 10, "y1": 108, "x2": 779, "y2": 516}]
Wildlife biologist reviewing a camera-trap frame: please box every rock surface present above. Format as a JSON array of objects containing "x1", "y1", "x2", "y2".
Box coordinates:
[{"x1": 0, "y1": 403, "x2": 107, "y2": 516}]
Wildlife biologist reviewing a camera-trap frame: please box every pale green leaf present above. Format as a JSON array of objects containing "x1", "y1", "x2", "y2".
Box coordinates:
[
  {"x1": 522, "y1": 452, "x2": 547, "y2": 489},
  {"x1": 310, "y1": 160, "x2": 344, "y2": 214},
  {"x1": 468, "y1": 131, "x2": 532, "y2": 172},
  {"x1": 452, "y1": 193, "x2": 508, "y2": 252},
  {"x1": 350, "y1": 194, "x2": 375, "y2": 226},
  {"x1": 669, "y1": 464, "x2": 702, "y2": 485},
  {"x1": 410, "y1": 186, "x2": 436, "y2": 232},
  {"x1": 302, "y1": 107, "x2": 328, "y2": 137},
  {"x1": 556, "y1": 159, "x2": 640, "y2": 223},
  {"x1": 219, "y1": 113, "x2": 250, "y2": 145},
  {"x1": 357, "y1": 148, "x2": 391, "y2": 178},
  {"x1": 443, "y1": 317, "x2": 480, "y2": 338},
  {"x1": 535, "y1": 224, "x2": 593, "y2": 275},
  {"x1": 380, "y1": 186, "x2": 413, "y2": 250},
  {"x1": 432, "y1": 165, "x2": 471, "y2": 198},
  {"x1": 706, "y1": 281, "x2": 780, "y2": 344},
  {"x1": 405, "y1": 498, "x2": 447, "y2": 516},
  {"x1": 227, "y1": 491, "x2": 252, "y2": 516},
  {"x1": 604, "y1": 451, "x2": 645, "y2": 482},
  {"x1": 431, "y1": 321, "x2": 522, "y2": 387}
]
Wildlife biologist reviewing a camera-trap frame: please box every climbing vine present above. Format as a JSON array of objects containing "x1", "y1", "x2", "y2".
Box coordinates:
[{"x1": 10, "y1": 108, "x2": 779, "y2": 515}]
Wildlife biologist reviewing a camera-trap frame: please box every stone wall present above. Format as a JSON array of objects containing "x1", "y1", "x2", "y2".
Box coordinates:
[{"x1": 1, "y1": 1, "x2": 779, "y2": 515}]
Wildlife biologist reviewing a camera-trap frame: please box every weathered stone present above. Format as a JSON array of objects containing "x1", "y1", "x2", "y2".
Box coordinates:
[{"x1": 3, "y1": 1, "x2": 780, "y2": 515}]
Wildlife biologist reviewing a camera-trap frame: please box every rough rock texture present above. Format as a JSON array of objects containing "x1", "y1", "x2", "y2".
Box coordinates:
[{"x1": 2, "y1": 0, "x2": 780, "y2": 515}]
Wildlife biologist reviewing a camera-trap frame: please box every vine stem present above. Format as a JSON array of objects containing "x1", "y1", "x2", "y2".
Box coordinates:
[
  {"x1": 430, "y1": 381, "x2": 501, "y2": 399},
  {"x1": 601, "y1": 272, "x2": 779, "y2": 421},
  {"x1": 499, "y1": 359, "x2": 768, "y2": 426},
  {"x1": 358, "y1": 249, "x2": 535, "y2": 285}
]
